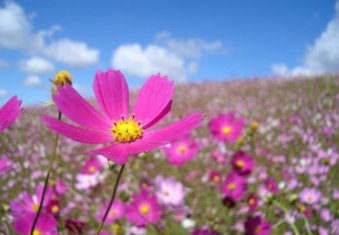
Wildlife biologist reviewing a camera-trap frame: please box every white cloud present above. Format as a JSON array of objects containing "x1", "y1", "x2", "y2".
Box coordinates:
[
  {"x1": 112, "y1": 44, "x2": 188, "y2": 82},
  {"x1": 0, "y1": 59, "x2": 8, "y2": 69},
  {"x1": 272, "y1": 0, "x2": 339, "y2": 77},
  {"x1": 0, "y1": 1, "x2": 99, "y2": 67},
  {"x1": 0, "y1": 88, "x2": 8, "y2": 97},
  {"x1": 43, "y1": 39, "x2": 99, "y2": 67},
  {"x1": 22, "y1": 75, "x2": 42, "y2": 87},
  {"x1": 156, "y1": 31, "x2": 226, "y2": 59},
  {"x1": 19, "y1": 56, "x2": 54, "y2": 74}
]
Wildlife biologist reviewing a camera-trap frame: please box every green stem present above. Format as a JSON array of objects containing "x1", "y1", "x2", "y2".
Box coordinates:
[
  {"x1": 95, "y1": 164, "x2": 126, "y2": 235},
  {"x1": 30, "y1": 111, "x2": 61, "y2": 235},
  {"x1": 304, "y1": 217, "x2": 313, "y2": 235},
  {"x1": 273, "y1": 201, "x2": 301, "y2": 235}
]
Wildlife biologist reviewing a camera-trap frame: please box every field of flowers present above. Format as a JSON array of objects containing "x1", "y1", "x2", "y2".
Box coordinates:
[{"x1": 0, "y1": 71, "x2": 338, "y2": 235}]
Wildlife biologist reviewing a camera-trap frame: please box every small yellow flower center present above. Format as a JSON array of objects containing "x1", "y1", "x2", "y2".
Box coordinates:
[
  {"x1": 178, "y1": 145, "x2": 186, "y2": 154},
  {"x1": 51, "y1": 205, "x2": 59, "y2": 213},
  {"x1": 297, "y1": 204, "x2": 306, "y2": 213},
  {"x1": 33, "y1": 229, "x2": 41, "y2": 235},
  {"x1": 112, "y1": 117, "x2": 143, "y2": 143},
  {"x1": 163, "y1": 190, "x2": 170, "y2": 196},
  {"x1": 251, "y1": 121, "x2": 259, "y2": 131},
  {"x1": 307, "y1": 195, "x2": 313, "y2": 202},
  {"x1": 254, "y1": 226, "x2": 261, "y2": 233},
  {"x1": 89, "y1": 166, "x2": 96, "y2": 173},
  {"x1": 213, "y1": 175, "x2": 220, "y2": 182},
  {"x1": 110, "y1": 209, "x2": 117, "y2": 217},
  {"x1": 53, "y1": 70, "x2": 72, "y2": 86},
  {"x1": 49, "y1": 179, "x2": 56, "y2": 186},
  {"x1": 141, "y1": 182, "x2": 148, "y2": 189},
  {"x1": 222, "y1": 126, "x2": 231, "y2": 135},
  {"x1": 32, "y1": 203, "x2": 39, "y2": 212},
  {"x1": 235, "y1": 160, "x2": 244, "y2": 168},
  {"x1": 140, "y1": 204, "x2": 150, "y2": 215},
  {"x1": 248, "y1": 198, "x2": 255, "y2": 205},
  {"x1": 228, "y1": 183, "x2": 236, "y2": 190}
]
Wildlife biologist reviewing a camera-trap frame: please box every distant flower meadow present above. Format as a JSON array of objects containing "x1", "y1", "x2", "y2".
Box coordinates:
[{"x1": 0, "y1": 69, "x2": 338, "y2": 235}]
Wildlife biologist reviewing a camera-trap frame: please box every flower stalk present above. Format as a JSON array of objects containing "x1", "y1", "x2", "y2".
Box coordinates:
[{"x1": 95, "y1": 164, "x2": 126, "y2": 235}]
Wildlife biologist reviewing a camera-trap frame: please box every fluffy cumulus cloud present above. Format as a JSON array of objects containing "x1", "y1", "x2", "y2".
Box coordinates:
[
  {"x1": 272, "y1": 0, "x2": 339, "y2": 77},
  {"x1": 22, "y1": 75, "x2": 42, "y2": 87},
  {"x1": 19, "y1": 56, "x2": 54, "y2": 74},
  {"x1": 112, "y1": 32, "x2": 226, "y2": 82},
  {"x1": 0, "y1": 1, "x2": 99, "y2": 67}
]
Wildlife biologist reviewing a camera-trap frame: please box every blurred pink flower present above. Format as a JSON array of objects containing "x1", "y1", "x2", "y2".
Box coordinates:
[
  {"x1": 42, "y1": 68, "x2": 202, "y2": 164},
  {"x1": 0, "y1": 95, "x2": 22, "y2": 132},
  {"x1": 264, "y1": 178, "x2": 279, "y2": 194},
  {"x1": 231, "y1": 151, "x2": 255, "y2": 176},
  {"x1": 0, "y1": 155, "x2": 13, "y2": 174},
  {"x1": 13, "y1": 212, "x2": 57, "y2": 235},
  {"x1": 222, "y1": 171, "x2": 247, "y2": 201},
  {"x1": 97, "y1": 199, "x2": 125, "y2": 225},
  {"x1": 209, "y1": 113, "x2": 244, "y2": 143},
  {"x1": 163, "y1": 135, "x2": 199, "y2": 166},
  {"x1": 154, "y1": 175, "x2": 186, "y2": 206},
  {"x1": 299, "y1": 187, "x2": 321, "y2": 205},
  {"x1": 244, "y1": 215, "x2": 272, "y2": 235},
  {"x1": 126, "y1": 191, "x2": 162, "y2": 226},
  {"x1": 80, "y1": 157, "x2": 104, "y2": 175}
]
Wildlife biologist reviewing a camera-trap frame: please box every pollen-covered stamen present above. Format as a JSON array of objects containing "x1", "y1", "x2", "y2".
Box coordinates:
[{"x1": 112, "y1": 117, "x2": 143, "y2": 143}]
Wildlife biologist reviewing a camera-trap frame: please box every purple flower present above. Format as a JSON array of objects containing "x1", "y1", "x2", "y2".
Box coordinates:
[
  {"x1": 154, "y1": 176, "x2": 186, "y2": 207},
  {"x1": 244, "y1": 216, "x2": 272, "y2": 235},
  {"x1": 97, "y1": 199, "x2": 125, "y2": 224},
  {"x1": 13, "y1": 212, "x2": 57, "y2": 235},
  {"x1": 265, "y1": 178, "x2": 279, "y2": 194},
  {"x1": 0, "y1": 95, "x2": 22, "y2": 132},
  {"x1": 231, "y1": 151, "x2": 255, "y2": 176},
  {"x1": 209, "y1": 113, "x2": 244, "y2": 143},
  {"x1": 0, "y1": 155, "x2": 13, "y2": 174},
  {"x1": 299, "y1": 187, "x2": 321, "y2": 205}
]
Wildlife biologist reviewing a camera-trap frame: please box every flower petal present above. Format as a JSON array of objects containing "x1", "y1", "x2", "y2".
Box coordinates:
[
  {"x1": 94, "y1": 69, "x2": 129, "y2": 121},
  {"x1": 0, "y1": 95, "x2": 22, "y2": 131},
  {"x1": 84, "y1": 143, "x2": 129, "y2": 164},
  {"x1": 41, "y1": 115, "x2": 113, "y2": 144},
  {"x1": 53, "y1": 84, "x2": 111, "y2": 131},
  {"x1": 133, "y1": 74, "x2": 173, "y2": 129}
]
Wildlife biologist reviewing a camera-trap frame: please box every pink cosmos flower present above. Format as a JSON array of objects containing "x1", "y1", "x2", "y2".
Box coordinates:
[
  {"x1": 244, "y1": 216, "x2": 272, "y2": 235},
  {"x1": 154, "y1": 175, "x2": 186, "y2": 207},
  {"x1": 97, "y1": 199, "x2": 125, "y2": 224},
  {"x1": 211, "y1": 151, "x2": 226, "y2": 165},
  {"x1": 13, "y1": 212, "x2": 57, "y2": 235},
  {"x1": 10, "y1": 184, "x2": 52, "y2": 218},
  {"x1": 0, "y1": 155, "x2": 13, "y2": 174},
  {"x1": 80, "y1": 157, "x2": 104, "y2": 175},
  {"x1": 163, "y1": 135, "x2": 199, "y2": 166},
  {"x1": 247, "y1": 194, "x2": 258, "y2": 212},
  {"x1": 209, "y1": 113, "x2": 244, "y2": 143},
  {"x1": 0, "y1": 95, "x2": 22, "y2": 131},
  {"x1": 42, "y1": 69, "x2": 202, "y2": 164},
  {"x1": 299, "y1": 187, "x2": 321, "y2": 205},
  {"x1": 264, "y1": 178, "x2": 279, "y2": 194},
  {"x1": 222, "y1": 171, "x2": 247, "y2": 201},
  {"x1": 231, "y1": 151, "x2": 255, "y2": 176},
  {"x1": 126, "y1": 191, "x2": 162, "y2": 226}
]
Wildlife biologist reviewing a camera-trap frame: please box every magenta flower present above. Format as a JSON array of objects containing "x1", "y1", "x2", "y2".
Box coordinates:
[
  {"x1": 126, "y1": 191, "x2": 162, "y2": 226},
  {"x1": 80, "y1": 157, "x2": 104, "y2": 175},
  {"x1": 13, "y1": 212, "x2": 57, "y2": 235},
  {"x1": 163, "y1": 135, "x2": 199, "y2": 166},
  {"x1": 247, "y1": 194, "x2": 258, "y2": 212},
  {"x1": 209, "y1": 113, "x2": 244, "y2": 143},
  {"x1": 244, "y1": 216, "x2": 272, "y2": 235},
  {"x1": 231, "y1": 151, "x2": 255, "y2": 176},
  {"x1": 42, "y1": 69, "x2": 202, "y2": 164},
  {"x1": 211, "y1": 151, "x2": 226, "y2": 165},
  {"x1": 299, "y1": 187, "x2": 321, "y2": 205},
  {"x1": 10, "y1": 184, "x2": 52, "y2": 217},
  {"x1": 264, "y1": 178, "x2": 279, "y2": 194},
  {"x1": 97, "y1": 199, "x2": 125, "y2": 224},
  {"x1": 222, "y1": 171, "x2": 247, "y2": 201},
  {"x1": 0, "y1": 155, "x2": 13, "y2": 174},
  {"x1": 0, "y1": 95, "x2": 22, "y2": 132}
]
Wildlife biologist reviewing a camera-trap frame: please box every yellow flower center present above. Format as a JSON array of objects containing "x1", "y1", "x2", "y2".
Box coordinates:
[
  {"x1": 89, "y1": 166, "x2": 96, "y2": 173},
  {"x1": 254, "y1": 226, "x2": 261, "y2": 233},
  {"x1": 112, "y1": 223, "x2": 120, "y2": 235},
  {"x1": 228, "y1": 183, "x2": 236, "y2": 190},
  {"x1": 112, "y1": 117, "x2": 143, "y2": 143},
  {"x1": 250, "y1": 121, "x2": 259, "y2": 131},
  {"x1": 222, "y1": 126, "x2": 231, "y2": 135},
  {"x1": 33, "y1": 230, "x2": 41, "y2": 235},
  {"x1": 163, "y1": 190, "x2": 170, "y2": 196},
  {"x1": 140, "y1": 204, "x2": 150, "y2": 215},
  {"x1": 178, "y1": 145, "x2": 186, "y2": 154},
  {"x1": 248, "y1": 198, "x2": 255, "y2": 205},
  {"x1": 235, "y1": 160, "x2": 244, "y2": 168},
  {"x1": 53, "y1": 70, "x2": 72, "y2": 86},
  {"x1": 110, "y1": 209, "x2": 117, "y2": 217},
  {"x1": 213, "y1": 175, "x2": 220, "y2": 182},
  {"x1": 141, "y1": 182, "x2": 148, "y2": 189},
  {"x1": 32, "y1": 203, "x2": 39, "y2": 212},
  {"x1": 49, "y1": 179, "x2": 56, "y2": 186},
  {"x1": 51, "y1": 205, "x2": 59, "y2": 213}
]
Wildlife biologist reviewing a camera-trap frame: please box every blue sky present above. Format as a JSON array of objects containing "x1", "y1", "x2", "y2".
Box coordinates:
[{"x1": 0, "y1": 0, "x2": 338, "y2": 105}]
